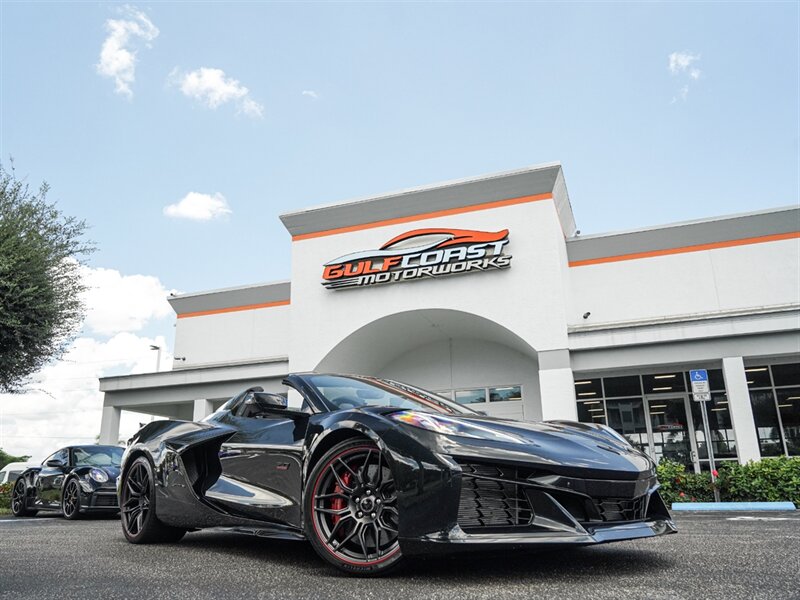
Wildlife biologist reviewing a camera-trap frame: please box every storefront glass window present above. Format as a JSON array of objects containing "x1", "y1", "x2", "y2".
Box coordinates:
[
  {"x1": 602, "y1": 376, "x2": 641, "y2": 397},
  {"x1": 605, "y1": 398, "x2": 648, "y2": 454},
  {"x1": 574, "y1": 378, "x2": 602, "y2": 400},
  {"x1": 776, "y1": 387, "x2": 800, "y2": 456},
  {"x1": 577, "y1": 400, "x2": 605, "y2": 424},
  {"x1": 648, "y1": 397, "x2": 692, "y2": 465},
  {"x1": 643, "y1": 372, "x2": 686, "y2": 394},
  {"x1": 747, "y1": 362, "x2": 800, "y2": 457},
  {"x1": 454, "y1": 389, "x2": 486, "y2": 405},
  {"x1": 489, "y1": 386, "x2": 521, "y2": 402},
  {"x1": 749, "y1": 389, "x2": 785, "y2": 456},
  {"x1": 772, "y1": 364, "x2": 800, "y2": 387},
  {"x1": 745, "y1": 366, "x2": 772, "y2": 388},
  {"x1": 690, "y1": 392, "x2": 737, "y2": 460}
]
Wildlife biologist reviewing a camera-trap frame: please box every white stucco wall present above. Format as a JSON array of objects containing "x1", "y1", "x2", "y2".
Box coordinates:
[
  {"x1": 568, "y1": 237, "x2": 800, "y2": 326},
  {"x1": 173, "y1": 305, "x2": 290, "y2": 367}
]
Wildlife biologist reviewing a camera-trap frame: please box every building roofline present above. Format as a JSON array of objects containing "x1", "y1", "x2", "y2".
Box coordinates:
[{"x1": 279, "y1": 162, "x2": 576, "y2": 239}]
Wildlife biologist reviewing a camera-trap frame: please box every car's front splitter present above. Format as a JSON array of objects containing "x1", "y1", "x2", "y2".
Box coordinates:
[{"x1": 399, "y1": 517, "x2": 677, "y2": 556}]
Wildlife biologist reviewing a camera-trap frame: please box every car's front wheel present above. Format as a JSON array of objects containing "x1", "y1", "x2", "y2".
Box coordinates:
[
  {"x1": 304, "y1": 439, "x2": 403, "y2": 576},
  {"x1": 11, "y1": 479, "x2": 37, "y2": 518},
  {"x1": 120, "y1": 457, "x2": 186, "y2": 543},
  {"x1": 62, "y1": 478, "x2": 82, "y2": 520}
]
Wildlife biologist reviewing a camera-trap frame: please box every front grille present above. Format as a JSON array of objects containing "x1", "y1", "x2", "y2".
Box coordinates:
[
  {"x1": 93, "y1": 493, "x2": 119, "y2": 508},
  {"x1": 592, "y1": 496, "x2": 647, "y2": 522},
  {"x1": 457, "y1": 464, "x2": 534, "y2": 529}
]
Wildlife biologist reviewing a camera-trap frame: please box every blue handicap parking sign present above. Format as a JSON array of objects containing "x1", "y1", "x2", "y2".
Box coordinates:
[{"x1": 690, "y1": 369, "x2": 708, "y2": 382}]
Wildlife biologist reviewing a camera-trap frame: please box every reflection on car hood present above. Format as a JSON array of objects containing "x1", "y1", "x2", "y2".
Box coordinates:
[{"x1": 374, "y1": 407, "x2": 655, "y2": 480}]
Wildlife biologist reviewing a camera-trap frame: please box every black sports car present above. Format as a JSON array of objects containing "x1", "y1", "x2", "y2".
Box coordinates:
[
  {"x1": 12, "y1": 445, "x2": 123, "y2": 519},
  {"x1": 118, "y1": 373, "x2": 676, "y2": 575}
]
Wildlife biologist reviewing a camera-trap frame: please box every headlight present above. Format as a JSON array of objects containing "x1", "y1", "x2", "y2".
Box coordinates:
[
  {"x1": 389, "y1": 411, "x2": 525, "y2": 444},
  {"x1": 89, "y1": 468, "x2": 108, "y2": 483}
]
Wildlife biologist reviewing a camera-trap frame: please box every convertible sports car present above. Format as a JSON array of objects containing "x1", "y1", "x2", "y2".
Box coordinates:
[
  {"x1": 118, "y1": 373, "x2": 676, "y2": 575},
  {"x1": 12, "y1": 445, "x2": 123, "y2": 519}
]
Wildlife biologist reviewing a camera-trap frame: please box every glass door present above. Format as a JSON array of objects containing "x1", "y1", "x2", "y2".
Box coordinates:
[{"x1": 644, "y1": 395, "x2": 699, "y2": 472}]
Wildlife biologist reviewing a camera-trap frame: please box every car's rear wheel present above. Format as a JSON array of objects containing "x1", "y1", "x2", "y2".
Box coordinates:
[
  {"x1": 305, "y1": 439, "x2": 403, "y2": 576},
  {"x1": 120, "y1": 457, "x2": 186, "y2": 543},
  {"x1": 62, "y1": 478, "x2": 82, "y2": 520},
  {"x1": 11, "y1": 479, "x2": 37, "y2": 517}
]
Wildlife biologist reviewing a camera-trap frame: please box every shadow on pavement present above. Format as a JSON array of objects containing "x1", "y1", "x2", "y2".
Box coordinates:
[{"x1": 177, "y1": 530, "x2": 674, "y2": 581}]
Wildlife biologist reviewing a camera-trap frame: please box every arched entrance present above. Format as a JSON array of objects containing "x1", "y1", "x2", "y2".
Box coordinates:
[{"x1": 315, "y1": 309, "x2": 542, "y2": 421}]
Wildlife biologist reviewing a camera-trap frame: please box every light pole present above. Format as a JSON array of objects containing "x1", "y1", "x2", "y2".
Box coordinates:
[{"x1": 149, "y1": 345, "x2": 162, "y2": 373}]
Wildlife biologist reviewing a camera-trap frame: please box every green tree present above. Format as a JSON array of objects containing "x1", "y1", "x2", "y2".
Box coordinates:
[
  {"x1": 0, "y1": 447, "x2": 31, "y2": 470},
  {"x1": 0, "y1": 163, "x2": 94, "y2": 393}
]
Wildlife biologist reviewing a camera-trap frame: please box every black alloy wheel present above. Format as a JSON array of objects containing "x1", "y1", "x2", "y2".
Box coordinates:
[
  {"x1": 305, "y1": 440, "x2": 402, "y2": 576},
  {"x1": 120, "y1": 457, "x2": 186, "y2": 544},
  {"x1": 11, "y1": 478, "x2": 37, "y2": 517},
  {"x1": 62, "y1": 479, "x2": 82, "y2": 520}
]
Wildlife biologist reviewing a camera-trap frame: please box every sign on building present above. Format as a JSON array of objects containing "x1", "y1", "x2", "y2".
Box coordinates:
[{"x1": 321, "y1": 228, "x2": 512, "y2": 290}]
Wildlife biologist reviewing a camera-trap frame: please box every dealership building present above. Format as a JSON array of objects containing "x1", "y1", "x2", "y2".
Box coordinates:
[{"x1": 99, "y1": 163, "x2": 800, "y2": 472}]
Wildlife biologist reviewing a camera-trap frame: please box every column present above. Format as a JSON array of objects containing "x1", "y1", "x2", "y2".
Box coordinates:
[
  {"x1": 99, "y1": 405, "x2": 121, "y2": 445},
  {"x1": 193, "y1": 398, "x2": 213, "y2": 421},
  {"x1": 722, "y1": 356, "x2": 762, "y2": 464},
  {"x1": 538, "y1": 349, "x2": 578, "y2": 421}
]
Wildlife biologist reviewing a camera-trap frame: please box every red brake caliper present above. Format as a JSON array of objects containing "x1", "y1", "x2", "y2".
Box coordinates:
[{"x1": 330, "y1": 470, "x2": 351, "y2": 532}]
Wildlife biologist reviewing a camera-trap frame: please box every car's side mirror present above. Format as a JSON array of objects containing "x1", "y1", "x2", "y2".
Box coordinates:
[
  {"x1": 46, "y1": 459, "x2": 65, "y2": 468},
  {"x1": 253, "y1": 392, "x2": 288, "y2": 409}
]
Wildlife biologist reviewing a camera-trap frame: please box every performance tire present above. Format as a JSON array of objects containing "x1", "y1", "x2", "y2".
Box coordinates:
[
  {"x1": 304, "y1": 439, "x2": 403, "y2": 576},
  {"x1": 120, "y1": 457, "x2": 186, "y2": 544}
]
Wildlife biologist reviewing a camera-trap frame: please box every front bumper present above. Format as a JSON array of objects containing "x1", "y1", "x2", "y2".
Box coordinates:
[{"x1": 391, "y1": 449, "x2": 676, "y2": 556}]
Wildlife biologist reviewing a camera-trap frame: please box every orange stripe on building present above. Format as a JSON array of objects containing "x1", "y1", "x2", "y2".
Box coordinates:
[
  {"x1": 177, "y1": 299, "x2": 290, "y2": 319},
  {"x1": 568, "y1": 231, "x2": 800, "y2": 267},
  {"x1": 292, "y1": 193, "x2": 553, "y2": 241}
]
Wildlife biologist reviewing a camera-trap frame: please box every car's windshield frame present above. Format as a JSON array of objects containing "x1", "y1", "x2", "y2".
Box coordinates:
[
  {"x1": 71, "y1": 446, "x2": 123, "y2": 467},
  {"x1": 303, "y1": 374, "x2": 478, "y2": 415}
]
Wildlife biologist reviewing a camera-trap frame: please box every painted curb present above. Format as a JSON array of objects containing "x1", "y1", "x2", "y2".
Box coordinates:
[{"x1": 671, "y1": 502, "x2": 796, "y2": 511}]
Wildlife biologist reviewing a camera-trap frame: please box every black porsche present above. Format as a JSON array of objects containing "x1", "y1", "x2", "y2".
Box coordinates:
[
  {"x1": 118, "y1": 373, "x2": 676, "y2": 575},
  {"x1": 12, "y1": 445, "x2": 123, "y2": 519}
]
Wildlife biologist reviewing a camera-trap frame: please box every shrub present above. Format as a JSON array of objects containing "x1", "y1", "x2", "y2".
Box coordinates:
[
  {"x1": 657, "y1": 456, "x2": 800, "y2": 507},
  {"x1": 0, "y1": 483, "x2": 11, "y2": 510}
]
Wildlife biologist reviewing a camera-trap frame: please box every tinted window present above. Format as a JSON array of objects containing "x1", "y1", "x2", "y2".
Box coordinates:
[
  {"x1": 745, "y1": 367, "x2": 772, "y2": 388},
  {"x1": 574, "y1": 378, "x2": 602, "y2": 399},
  {"x1": 772, "y1": 363, "x2": 800, "y2": 387},
  {"x1": 602, "y1": 376, "x2": 642, "y2": 397},
  {"x1": 643, "y1": 372, "x2": 686, "y2": 394}
]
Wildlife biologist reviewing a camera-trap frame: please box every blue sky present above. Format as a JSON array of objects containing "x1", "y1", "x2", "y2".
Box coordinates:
[{"x1": 2, "y1": 1, "x2": 798, "y2": 296}]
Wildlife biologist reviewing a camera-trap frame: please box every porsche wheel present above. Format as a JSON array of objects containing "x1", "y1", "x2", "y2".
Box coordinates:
[
  {"x1": 62, "y1": 479, "x2": 82, "y2": 520},
  {"x1": 305, "y1": 439, "x2": 402, "y2": 576},
  {"x1": 11, "y1": 479, "x2": 37, "y2": 517},
  {"x1": 120, "y1": 457, "x2": 186, "y2": 544}
]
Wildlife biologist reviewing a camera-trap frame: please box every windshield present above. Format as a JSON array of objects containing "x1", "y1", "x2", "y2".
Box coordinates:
[
  {"x1": 73, "y1": 446, "x2": 123, "y2": 467},
  {"x1": 305, "y1": 374, "x2": 477, "y2": 415}
]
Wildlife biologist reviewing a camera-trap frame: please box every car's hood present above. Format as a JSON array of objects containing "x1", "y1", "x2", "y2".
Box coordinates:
[{"x1": 373, "y1": 408, "x2": 655, "y2": 480}]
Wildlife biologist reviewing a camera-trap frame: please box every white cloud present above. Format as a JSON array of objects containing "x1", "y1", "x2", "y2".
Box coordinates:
[
  {"x1": 0, "y1": 266, "x2": 176, "y2": 460},
  {"x1": 96, "y1": 5, "x2": 159, "y2": 98},
  {"x1": 163, "y1": 191, "x2": 232, "y2": 221},
  {"x1": 668, "y1": 51, "x2": 702, "y2": 103},
  {"x1": 302, "y1": 90, "x2": 319, "y2": 100},
  {"x1": 81, "y1": 267, "x2": 175, "y2": 336},
  {"x1": 171, "y1": 67, "x2": 264, "y2": 119}
]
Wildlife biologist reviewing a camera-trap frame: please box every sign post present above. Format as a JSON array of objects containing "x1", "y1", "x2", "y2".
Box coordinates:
[{"x1": 690, "y1": 369, "x2": 720, "y2": 502}]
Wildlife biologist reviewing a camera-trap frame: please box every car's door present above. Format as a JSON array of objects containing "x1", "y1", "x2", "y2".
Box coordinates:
[
  {"x1": 211, "y1": 391, "x2": 311, "y2": 527},
  {"x1": 36, "y1": 448, "x2": 70, "y2": 508}
]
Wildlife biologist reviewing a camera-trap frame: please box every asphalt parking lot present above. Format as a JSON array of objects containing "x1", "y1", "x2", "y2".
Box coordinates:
[{"x1": 1, "y1": 512, "x2": 798, "y2": 600}]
